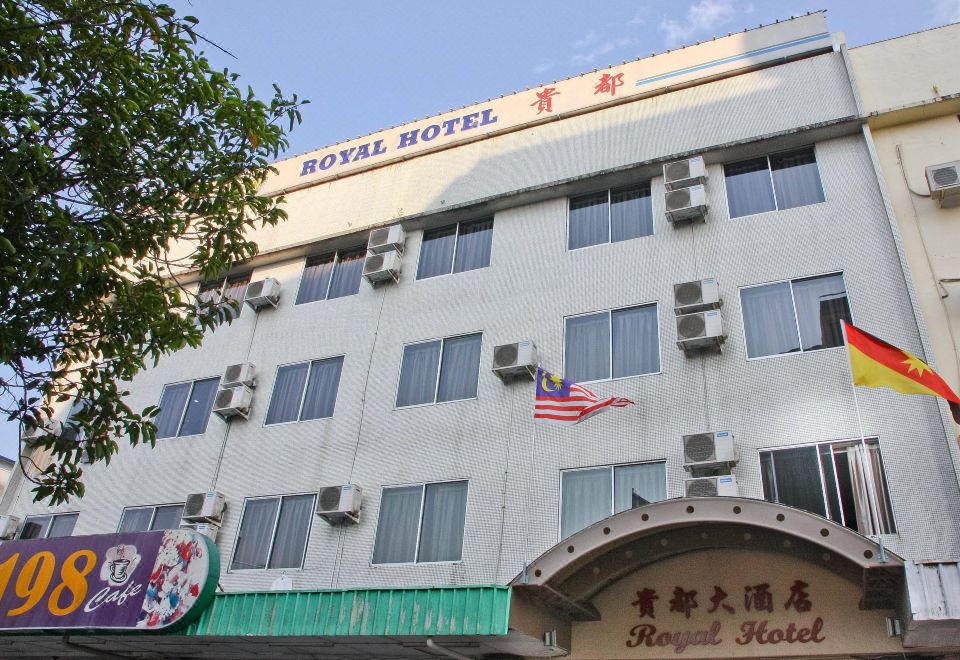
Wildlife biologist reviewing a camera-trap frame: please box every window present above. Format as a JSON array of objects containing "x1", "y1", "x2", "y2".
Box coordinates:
[
  {"x1": 118, "y1": 504, "x2": 185, "y2": 532},
  {"x1": 265, "y1": 356, "x2": 344, "y2": 425},
  {"x1": 372, "y1": 481, "x2": 468, "y2": 564},
  {"x1": 396, "y1": 333, "x2": 482, "y2": 407},
  {"x1": 19, "y1": 513, "x2": 78, "y2": 540},
  {"x1": 198, "y1": 274, "x2": 251, "y2": 318},
  {"x1": 740, "y1": 272, "x2": 851, "y2": 359},
  {"x1": 564, "y1": 304, "x2": 659, "y2": 383},
  {"x1": 155, "y1": 377, "x2": 221, "y2": 438},
  {"x1": 724, "y1": 147, "x2": 825, "y2": 219},
  {"x1": 416, "y1": 219, "x2": 493, "y2": 280},
  {"x1": 296, "y1": 248, "x2": 365, "y2": 304},
  {"x1": 230, "y1": 493, "x2": 316, "y2": 571},
  {"x1": 560, "y1": 462, "x2": 666, "y2": 539},
  {"x1": 568, "y1": 185, "x2": 654, "y2": 250},
  {"x1": 760, "y1": 438, "x2": 896, "y2": 535}
]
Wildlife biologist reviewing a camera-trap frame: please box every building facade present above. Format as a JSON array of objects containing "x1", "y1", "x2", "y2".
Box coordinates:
[{"x1": 3, "y1": 13, "x2": 960, "y2": 659}]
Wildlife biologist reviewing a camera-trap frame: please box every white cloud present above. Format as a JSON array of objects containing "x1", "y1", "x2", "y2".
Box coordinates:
[
  {"x1": 574, "y1": 31, "x2": 598, "y2": 49},
  {"x1": 532, "y1": 60, "x2": 554, "y2": 74},
  {"x1": 571, "y1": 41, "x2": 617, "y2": 66},
  {"x1": 658, "y1": 0, "x2": 737, "y2": 48},
  {"x1": 629, "y1": 10, "x2": 647, "y2": 26},
  {"x1": 930, "y1": 0, "x2": 960, "y2": 25}
]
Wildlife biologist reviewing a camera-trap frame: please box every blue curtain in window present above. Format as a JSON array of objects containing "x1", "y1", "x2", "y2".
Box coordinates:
[
  {"x1": 268, "y1": 495, "x2": 314, "y2": 569},
  {"x1": 372, "y1": 486, "x2": 422, "y2": 564},
  {"x1": 265, "y1": 363, "x2": 309, "y2": 425},
  {"x1": 436, "y1": 334, "x2": 482, "y2": 402},
  {"x1": 156, "y1": 382, "x2": 191, "y2": 438},
  {"x1": 452, "y1": 220, "x2": 493, "y2": 273},
  {"x1": 417, "y1": 225, "x2": 457, "y2": 279},
  {"x1": 611, "y1": 187, "x2": 653, "y2": 242},
  {"x1": 151, "y1": 505, "x2": 184, "y2": 531},
  {"x1": 119, "y1": 508, "x2": 153, "y2": 533},
  {"x1": 771, "y1": 148, "x2": 824, "y2": 210},
  {"x1": 611, "y1": 305, "x2": 659, "y2": 378},
  {"x1": 791, "y1": 274, "x2": 850, "y2": 351},
  {"x1": 396, "y1": 341, "x2": 442, "y2": 406},
  {"x1": 300, "y1": 357, "x2": 343, "y2": 420},
  {"x1": 565, "y1": 312, "x2": 610, "y2": 382},
  {"x1": 296, "y1": 255, "x2": 335, "y2": 304},
  {"x1": 613, "y1": 463, "x2": 666, "y2": 513},
  {"x1": 725, "y1": 157, "x2": 776, "y2": 218},
  {"x1": 740, "y1": 283, "x2": 801, "y2": 358},
  {"x1": 561, "y1": 468, "x2": 611, "y2": 539},
  {"x1": 417, "y1": 481, "x2": 468, "y2": 562},
  {"x1": 568, "y1": 193, "x2": 609, "y2": 249},
  {"x1": 178, "y1": 378, "x2": 220, "y2": 436},
  {"x1": 231, "y1": 498, "x2": 280, "y2": 570},
  {"x1": 328, "y1": 250, "x2": 364, "y2": 299},
  {"x1": 48, "y1": 514, "x2": 77, "y2": 538}
]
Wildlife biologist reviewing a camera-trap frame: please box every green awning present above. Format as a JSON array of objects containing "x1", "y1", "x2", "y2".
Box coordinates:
[{"x1": 178, "y1": 585, "x2": 512, "y2": 638}]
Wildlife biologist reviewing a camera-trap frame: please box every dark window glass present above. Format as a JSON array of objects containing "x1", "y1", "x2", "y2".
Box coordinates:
[
  {"x1": 610, "y1": 186, "x2": 654, "y2": 242},
  {"x1": 770, "y1": 148, "x2": 825, "y2": 210},
  {"x1": 327, "y1": 249, "x2": 365, "y2": 299},
  {"x1": 417, "y1": 225, "x2": 457, "y2": 279},
  {"x1": 177, "y1": 377, "x2": 220, "y2": 436},
  {"x1": 20, "y1": 516, "x2": 50, "y2": 539},
  {"x1": 296, "y1": 254, "x2": 335, "y2": 305},
  {"x1": 568, "y1": 192, "x2": 609, "y2": 250},
  {"x1": 452, "y1": 220, "x2": 493, "y2": 274},
  {"x1": 724, "y1": 156, "x2": 776, "y2": 218},
  {"x1": 760, "y1": 446, "x2": 826, "y2": 517},
  {"x1": 20, "y1": 513, "x2": 76, "y2": 539}
]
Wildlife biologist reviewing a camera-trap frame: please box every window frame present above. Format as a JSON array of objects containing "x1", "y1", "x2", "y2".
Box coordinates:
[
  {"x1": 738, "y1": 271, "x2": 853, "y2": 362},
  {"x1": 156, "y1": 375, "x2": 222, "y2": 439},
  {"x1": 566, "y1": 184, "x2": 655, "y2": 252},
  {"x1": 394, "y1": 332, "x2": 483, "y2": 409},
  {"x1": 295, "y1": 248, "x2": 366, "y2": 305},
  {"x1": 116, "y1": 503, "x2": 185, "y2": 533},
  {"x1": 722, "y1": 145, "x2": 826, "y2": 220},
  {"x1": 262, "y1": 355, "x2": 345, "y2": 427},
  {"x1": 562, "y1": 302, "x2": 662, "y2": 384},
  {"x1": 758, "y1": 437, "x2": 897, "y2": 536},
  {"x1": 370, "y1": 480, "x2": 470, "y2": 566},
  {"x1": 557, "y1": 460, "x2": 667, "y2": 541},
  {"x1": 18, "y1": 512, "x2": 79, "y2": 540},
  {"x1": 415, "y1": 218, "x2": 494, "y2": 281},
  {"x1": 228, "y1": 492, "x2": 318, "y2": 573}
]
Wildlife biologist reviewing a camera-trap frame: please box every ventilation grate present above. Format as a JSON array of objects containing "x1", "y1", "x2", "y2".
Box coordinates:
[
  {"x1": 363, "y1": 254, "x2": 385, "y2": 274},
  {"x1": 224, "y1": 364, "x2": 242, "y2": 384},
  {"x1": 493, "y1": 344, "x2": 519, "y2": 368},
  {"x1": 933, "y1": 166, "x2": 959, "y2": 187},
  {"x1": 318, "y1": 487, "x2": 343, "y2": 512},
  {"x1": 245, "y1": 280, "x2": 264, "y2": 299},
  {"x1": 665, "y1": 188, "x2": 692, "y2": 211},
  {"x1": 369, "y1": 228, "x2": 390, "y2": 246},
  {"x1": 684, "y1": 434, "x2": 717, "y2": 463},
  {"x1": 665, "y1": 160, "x2": 691, "y2": 182},
  {"x1": 687, "y1": 479, "x2": 718, "y2": 497},
  {"x1": 214, "y1": 389, "x2": 235, "y2": 409},
  {"x1": 678, "y1": 313, "x2": 706, "y2": 339},
  {"x1": 675, "y1": 282, "x2": 704, "y2": 306}
]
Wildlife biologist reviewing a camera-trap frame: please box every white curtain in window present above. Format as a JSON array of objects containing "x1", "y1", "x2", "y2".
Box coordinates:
[
  {"x1": 151, "y1": 505, "x2": 185, "y2": 531},
  {"x1": 48, "y1": 514, "x2": 77, "y2": 538},
  {"x1": 740, "y1": 283, "x2": 801, "y2": 357},
  {"x1": 452, "y1": 220, "x2": 493, "y2": 273},
  {"x1": 179, "y1": 378, "x2": 219, "y2": 436},
  {"x1": 372, "y1": 486, "x2": 422, "y2": 564},
  {"x1": 791, "y1": 274, "x2": 850, "y2": 351},
  {"x1": 725, "y1": 158, "x2": 776, "y2": 218},
  {"x1": 221, "y1": 277, "x2": 249, "y2": 305},
  {"x1": 417, "y1": 226, "x2": 457, "y2": 279},
  {"x1": 231, "y1": 498, "x2": 280, "y2": 570},
  {"x1": 268, "y1": 495, "x2": 315, "y2": 569},
  {"x1": 156, "y1": 383, "x2": 191, "y2": 438},
  {"x1": 565, "y1": 312, "x2": 610, "y2": 382},
  {"x1": 613, "y1": 463, "x2": 666, "y2": 513},
  {"x1": 119, "y1": 508, "x2": 153, "y2": 533},
  {"x1": 266, "y1": 363, "x2": 310, "y2": 425},
  {"x1": 296, "y1": 255, "x2": 335, "y2": 304},
  {"x1": 328, "y1": 250, "x2": 364, "y2": 299},
  {"x1": 417, "y1": 481, "x2": 468, "y2": 562},
  {"x1": 561, "y1": 468, "x2": 612, "y2": 539},
  {"x1": 771, "y1": 149, "x2": 824, "y2": 210},
  {"x1": 396, "y1": 341, "x2": 442, "y2": 406},
  {"x1": 437, "y1": 334, "x2": 482, "y2": 402},
  {"x1": 301, "y1": 357, "x2": 343, "y2": 420},
  {"x1": 568, "y1": 193, "x2": 609, "y2": 249},
  {"x1": 611, "y1": 305, "x2": 659, "y2": 378}
]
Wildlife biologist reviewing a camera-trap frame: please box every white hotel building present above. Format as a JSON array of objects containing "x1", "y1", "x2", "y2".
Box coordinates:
[{"x1": 4, "y1": 12, "x2": 960, "y2": 659}]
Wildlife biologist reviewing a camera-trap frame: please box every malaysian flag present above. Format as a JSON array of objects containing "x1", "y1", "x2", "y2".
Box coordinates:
[{"x1": 534, "y1": 367, "x2": 633, "y2": 426}]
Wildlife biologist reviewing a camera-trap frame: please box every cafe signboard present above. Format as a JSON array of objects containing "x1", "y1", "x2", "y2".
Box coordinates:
[{"x1": 0, "y1": 529, "x2": 218, "y2": 632}]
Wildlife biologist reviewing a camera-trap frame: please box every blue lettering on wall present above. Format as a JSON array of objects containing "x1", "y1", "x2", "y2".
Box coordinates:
[{"x1": 420, "y1": 124, "x2": 441, "y2": 142}]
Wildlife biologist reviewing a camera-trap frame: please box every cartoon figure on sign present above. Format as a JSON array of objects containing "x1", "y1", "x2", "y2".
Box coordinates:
[
  {"x1": 99, "y1": 544, "x2": 141, "y2": 586},
  {"x1": 137, "y1": 531, "x2": 208, "y2": 629}
]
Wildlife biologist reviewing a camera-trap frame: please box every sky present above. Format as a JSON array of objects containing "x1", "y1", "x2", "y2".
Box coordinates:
[{"x1": 2, "y1": 0, "x2": 959, "y2": 460}]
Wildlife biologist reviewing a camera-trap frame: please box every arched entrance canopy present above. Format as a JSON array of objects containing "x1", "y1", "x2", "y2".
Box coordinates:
[{"x1": 511, "y1": 497, "x2": 903, "y2": 621}]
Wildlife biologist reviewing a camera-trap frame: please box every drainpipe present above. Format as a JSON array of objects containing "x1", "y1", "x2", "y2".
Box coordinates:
[{"x1": 426, "y1": 637, "x2": 473, "y2": 660}]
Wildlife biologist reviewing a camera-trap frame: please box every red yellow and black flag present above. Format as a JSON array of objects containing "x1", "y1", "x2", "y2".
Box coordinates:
[{"x1": 843, "y1": 320, "x2": 960, "y2": 423}]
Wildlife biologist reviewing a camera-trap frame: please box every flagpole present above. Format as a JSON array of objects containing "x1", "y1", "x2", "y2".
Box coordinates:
[{"x1": 841, "y1": 322, "x2": 884, "y2": 546}]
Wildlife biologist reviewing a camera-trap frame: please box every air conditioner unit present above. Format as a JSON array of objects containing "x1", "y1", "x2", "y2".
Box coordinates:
[
  {"x1": 212, "y1": 384, "x2": 253, "y2": 420},
  {"x1": 673, "y1": 278, "x2": 721, "y2": 315},
  {"x1": 222, "y1": 362, "x2": 256, "y2": 389},
  {"x1": 363, "y1": 250, "x2": 402, "y2": 285},
  {"x1": 0, "y1": 515, "x2": 20, "y2": 540},
  {"x1": 23, "y1": 419, "x2": 63, "y2": 445},
  {"x1": 492, "y1": 341, "x2": 538, "y2": 381},
  {"x1": 316, "y1": 484, "x2": 362, "y2": 524},
  {"x1": 676, "y1": 309, "x2": 724, "y2": 353},
  {"x1": 682, "y1": 430, "x2": 738, "y2": 470},
  {"x1": 663, "y1": 155, "x2": 707, "y2": 191},
  {"x1": 181, "y1": 521, "x2": 220, "y2": 543},
  {"x1": 244, "y1": 278, "x2": 281, "y2": 311},
  {"x1": 925, "y1": 160, "x2": 960, "y2": 208},
  {"x1": 182, "y1": 491, "x2": 226, "y2": 524},
  {"x1": 367, "y1": 225, "x2": 406, "y2": 254},
  {"x1": 665, "y1": 184, "x2": 708, "y2": 224},
  {"x1": 685, "y1": 474, "x2": 739, "y2": 497}
]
